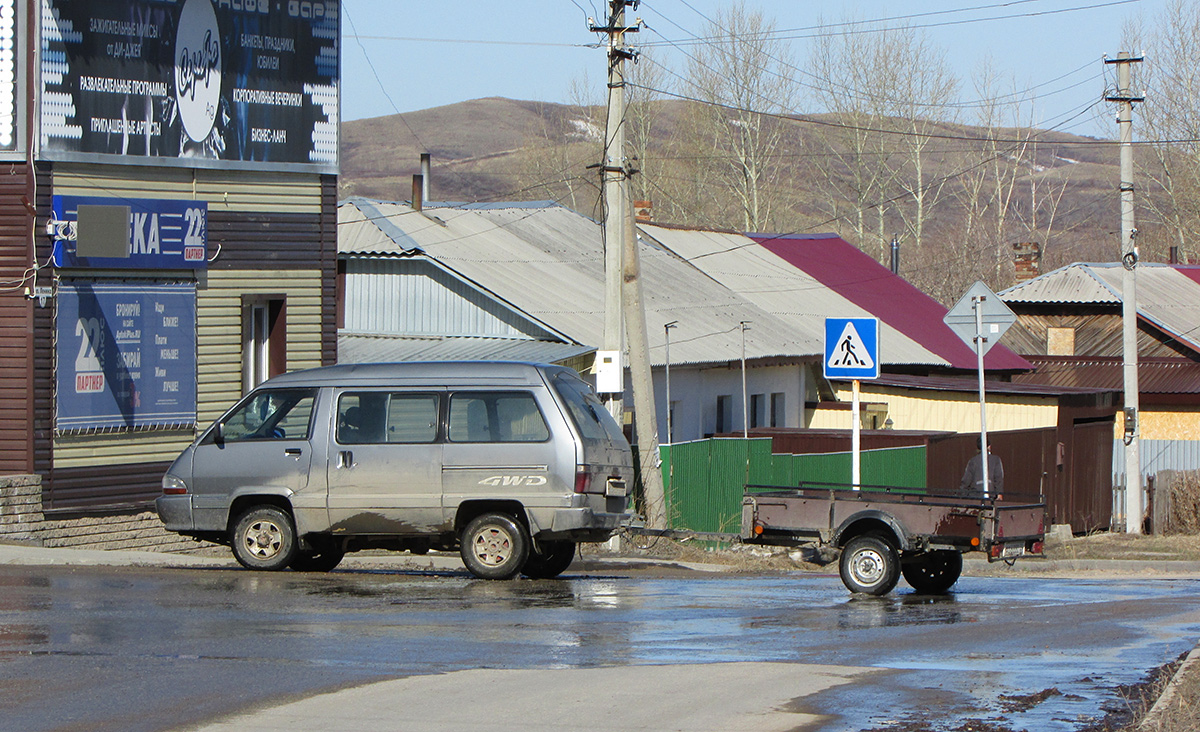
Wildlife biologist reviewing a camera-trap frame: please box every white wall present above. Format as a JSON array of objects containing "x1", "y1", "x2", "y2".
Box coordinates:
[{"x1": 650, "y1": 363, "x2": 815, "y2": 443}]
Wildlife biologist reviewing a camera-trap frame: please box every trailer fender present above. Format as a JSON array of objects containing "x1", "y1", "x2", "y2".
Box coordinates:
[{"x1": 833, "y1": 510, "x2": 910, "y2": 551}]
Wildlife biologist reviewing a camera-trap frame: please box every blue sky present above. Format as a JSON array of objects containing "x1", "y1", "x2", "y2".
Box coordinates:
[{"x1": 339, "y1": 0, "x2": 1163, "y2": 138}]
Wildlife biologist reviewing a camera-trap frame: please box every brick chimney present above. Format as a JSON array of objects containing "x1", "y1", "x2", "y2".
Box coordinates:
[
  {"x1": 633, "y1": 200, "x2": 653, "y2": 223},
  {"x1": 1013, "y1": 242, "x2": 1041, "y2": 282}
]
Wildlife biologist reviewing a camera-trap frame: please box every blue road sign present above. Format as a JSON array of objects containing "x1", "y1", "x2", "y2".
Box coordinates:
[{"x1": 824, "y1": 318, "x2": 880, "y2": 379}]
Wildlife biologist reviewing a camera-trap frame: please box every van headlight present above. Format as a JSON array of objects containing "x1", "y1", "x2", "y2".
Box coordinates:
[{"x1": 162, "y1": 475, "x2": 189, "y2": 495}]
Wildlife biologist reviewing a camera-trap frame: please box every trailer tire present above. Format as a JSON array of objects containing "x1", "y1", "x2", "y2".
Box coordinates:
[
  {"x1": 839, "y1": 535, "x2": 900, "y2": 595},
  {"x1": 901, "y1": 550, "x2": 963, "y2": 594}
]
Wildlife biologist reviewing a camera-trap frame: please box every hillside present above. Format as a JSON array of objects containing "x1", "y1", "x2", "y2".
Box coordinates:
[{"x1": 340, "y1": 97, "x2": 1138, "y2": 304}]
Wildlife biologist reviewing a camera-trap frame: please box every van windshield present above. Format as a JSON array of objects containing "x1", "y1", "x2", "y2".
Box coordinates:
[{"x1": 553, "y1": 373, "x2": 626, "y2": 445}]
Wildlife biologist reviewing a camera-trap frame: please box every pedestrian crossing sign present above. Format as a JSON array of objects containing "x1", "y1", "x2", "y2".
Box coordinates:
[{"x1": 824, "y1": 318, "x2": 880, "y2": 379}]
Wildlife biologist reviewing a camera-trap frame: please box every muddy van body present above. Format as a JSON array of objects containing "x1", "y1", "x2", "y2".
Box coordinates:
[{"x1": 156, "y1": 361, "x2": 634, "y2": 579}]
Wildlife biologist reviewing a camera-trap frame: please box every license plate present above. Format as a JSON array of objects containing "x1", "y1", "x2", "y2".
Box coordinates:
[
  {"x1": 1001, "y1": 542, "x2": 1025, "y2": 558},
  {"x1": 606, "y1": 478, "x2": 627, "y2": 498}
]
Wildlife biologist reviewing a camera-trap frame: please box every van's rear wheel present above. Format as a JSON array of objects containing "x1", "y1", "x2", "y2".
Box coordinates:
[
  {"x1": 901, "y1": 550, "x2": 963, "y2": 594},
  {"x1": 521, "y1": 540, "x2": 575, "y2": 579},
  {"x1": 839, "y1": 535, "x2": 900, "y2": 595},
  {"x1": 460, "y1": 512, "x2": 529, "y2": 580},
  {"x1": 289, "y1": 540, "x2": 345, "y2": 572},
  {"x1": 231, "y1": 506, "x2": 297, "y2": 571}
]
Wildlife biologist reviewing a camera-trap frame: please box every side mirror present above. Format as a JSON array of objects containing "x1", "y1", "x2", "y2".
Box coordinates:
[{"x1": 213, "y1": 422, "x2": 225, "y2": 446}]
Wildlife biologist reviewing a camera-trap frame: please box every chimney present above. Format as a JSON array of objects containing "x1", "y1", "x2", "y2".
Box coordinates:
[
  {"x1": 411, "y1": 174, "x2": 423, "y2": 212},
  {"x1": 420, "y1": 153, "x2": 431, "y2": 203},
  {"x1": 1170, "y1": 245, "x2": 1180, "y2": 264},
  {"x1": 890, "y1": 235, "x2": 900, "y2": 275},
  {"x1": 1013, "y1": 242, "x2": 1041, "y2": 282},
  {"x1": 633, "y1": 200, "x2": 652, "y2": 223}
]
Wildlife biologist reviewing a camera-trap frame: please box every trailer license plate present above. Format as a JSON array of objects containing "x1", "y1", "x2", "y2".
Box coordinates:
[{"x1": 1001, "y1": 542, "x2": 1025, "y2": 558}]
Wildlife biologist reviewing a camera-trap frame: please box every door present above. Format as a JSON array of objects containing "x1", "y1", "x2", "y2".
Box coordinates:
[
  {"x1": 326, "y1": 390, "x2": 445, "y2": 534},
  {"x1": 441, "y1": 390, "x2": 561, "y2": 508},
  {"x1": 189, "y1": 389, "x2": 317, "y2": 514}
]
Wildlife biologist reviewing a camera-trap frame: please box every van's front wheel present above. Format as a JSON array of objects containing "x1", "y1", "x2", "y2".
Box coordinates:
[
  {"x1": 460, "y1": 512, "x2": 529, "y2": 580},
  {"x1": 231, "y1": 506, "x2": 297, "y2": 571}
]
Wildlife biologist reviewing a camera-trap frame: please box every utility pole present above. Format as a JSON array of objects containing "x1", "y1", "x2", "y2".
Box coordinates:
[
  {"x1": 593, "y1": 3, "x2": 635, "y2": 420},
  {"x1": 593, "y1": 1, "x2": 668, "y2": 530},
  {"x1": 1106, "y1": 52, "x2": 1144, "y2": 534}
]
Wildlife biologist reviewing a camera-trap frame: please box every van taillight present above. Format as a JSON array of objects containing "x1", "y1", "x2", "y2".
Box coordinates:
[{"x1": 575, "y1": 468, "x2": 593, "y2": 494}]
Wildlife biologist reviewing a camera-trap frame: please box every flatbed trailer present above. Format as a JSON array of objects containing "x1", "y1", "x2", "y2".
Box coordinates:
[{"x1": 741, "y1": 482, "x2": 1046, "y2": 595}]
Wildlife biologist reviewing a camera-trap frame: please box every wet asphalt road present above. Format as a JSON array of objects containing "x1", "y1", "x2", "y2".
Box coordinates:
[{"x1": 1, "y1": 562, "x2": 1199, "y2": 732}]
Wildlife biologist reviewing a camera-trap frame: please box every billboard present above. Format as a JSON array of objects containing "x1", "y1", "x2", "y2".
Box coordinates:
[
  {"x1": 56, "y1": 281, "x2": 197, "y2": 431},
  {"x1": 50, "y1": 195, "x2": 208, "y2": 270},
  {"x1": 40, "y1": 0, "x2": 338, "y2": 172}
]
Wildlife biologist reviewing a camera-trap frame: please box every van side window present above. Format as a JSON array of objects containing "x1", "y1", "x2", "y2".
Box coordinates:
[
  {"x1": 338, "y1": 392, "x2": 438, "y2": 444},
  {"x1": 448, "y1": 392, "x2": 549, "y2": 443},
  {"x1": 221, "y1": 389, "x2": 316, "y2": 442}
]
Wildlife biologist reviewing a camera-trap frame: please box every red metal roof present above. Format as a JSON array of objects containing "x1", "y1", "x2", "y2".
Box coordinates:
[
  {"x1": 1014, "y1": 356, "x2": 1200, "y2": 395},
  {"x1": 751, "y1": 233, "x2": 1032, "y2": 372}
]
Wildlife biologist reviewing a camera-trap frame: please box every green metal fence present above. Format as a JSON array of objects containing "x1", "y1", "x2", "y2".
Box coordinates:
[{"x1": 659, "y1": 438, "x2": 927, "y2": 533}]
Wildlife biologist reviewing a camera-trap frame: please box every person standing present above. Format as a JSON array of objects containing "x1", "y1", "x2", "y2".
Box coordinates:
[{"x1": 959, "y1": 436, "x2": 1004, "y2": 498}]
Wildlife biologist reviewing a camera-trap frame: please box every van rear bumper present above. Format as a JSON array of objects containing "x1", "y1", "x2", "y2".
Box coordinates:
[
  {"x1": 156, "y1": 495, "x2": 194, "y2": 531},
  {"x1": 541, "y1": 507, "x2": 627, "y2": 540}
]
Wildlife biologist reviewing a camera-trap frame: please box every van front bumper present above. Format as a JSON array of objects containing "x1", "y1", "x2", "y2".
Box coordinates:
[{"x1": 156, "y1": 495, "x2": 194, "y2": 531}]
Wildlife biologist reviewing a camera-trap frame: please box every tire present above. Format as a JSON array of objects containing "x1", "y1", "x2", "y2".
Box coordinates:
[
  {"x1": 901, "y1": 550, "x2": 963, "y2": 594},
  {"x1": 289, "y1": 541, "x2": 345, "y2": 572},
  {"x1": 460, "y1": 512, "x2": 530, "y2": 580},
  {"x1": 521, "y1": 540, "x2": 576, "y2": 579},
  {"x1": 839, "y1": 535, "x2": 900, "y2": 595},
  {"x1": 231, "y1": 506, "x2": 298, "y2": 571}
]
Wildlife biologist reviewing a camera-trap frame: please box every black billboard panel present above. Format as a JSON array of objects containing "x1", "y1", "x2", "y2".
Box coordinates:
[{"x1": 40, "y1": 0, "x2": 338, "y2": 172}]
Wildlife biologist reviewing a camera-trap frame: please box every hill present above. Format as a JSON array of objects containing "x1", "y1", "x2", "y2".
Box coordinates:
[{"x1": 340, "y1": 97, "x2": 1135, "y2": 304}]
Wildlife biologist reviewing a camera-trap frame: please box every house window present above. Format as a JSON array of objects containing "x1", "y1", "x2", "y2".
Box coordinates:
[
  {"x1": 770, "y1": 393, "x2": 785, "y2": 427},
  {"x1": 243, "y1": 296, "x2": 286, "y2": 393},
  {"x1": 716, "y1": 394, "x2": 732, "y2": 434},
  {"x1": 750, "y1": 393, "x2": 766, "y2": 428}
]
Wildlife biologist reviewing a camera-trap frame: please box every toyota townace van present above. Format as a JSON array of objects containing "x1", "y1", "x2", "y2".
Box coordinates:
[{"x1": 156, "y1": 362, "x2": 634, "y2": 579}]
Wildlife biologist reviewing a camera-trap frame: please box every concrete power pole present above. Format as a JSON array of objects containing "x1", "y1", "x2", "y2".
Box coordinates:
[
  {"x1": 1106, "y1": 52, "x2": 1144, "y2": 534},
  {"x1": 593, "y1": 1, "x2": 668, "y2": 529}
]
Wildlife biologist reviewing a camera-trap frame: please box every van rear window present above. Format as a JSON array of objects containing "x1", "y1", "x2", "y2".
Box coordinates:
[
  {"x1": 448, "y1": 391, "x2": 549, "y2": 443},
  {"x1": 553, "y1": 374, "x2": 625, "y2": 444}
]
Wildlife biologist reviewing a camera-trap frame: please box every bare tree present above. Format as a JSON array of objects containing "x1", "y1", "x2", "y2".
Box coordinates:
[{"x1": 683, "y1": 1, "x2": 797, "y2": 232}]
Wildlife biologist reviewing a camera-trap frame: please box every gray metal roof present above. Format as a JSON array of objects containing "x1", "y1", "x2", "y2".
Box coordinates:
[
  {"x1": 1001, "y1": 263, "x2": 1200, "y2": 352},
  {"x1": 338, "y1": 333, "x2": 593, "y2": 365},
  {"x1": 639, "y1": 224, "x2": 951, "y2": 367},
  {"x1": 339, "y1": 199, "x2": 822, "y2": 367}
]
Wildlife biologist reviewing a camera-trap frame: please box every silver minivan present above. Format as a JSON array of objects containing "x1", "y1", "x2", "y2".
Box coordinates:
[{"x1": 156, "y1": 362, "x2": 634, "y2": 579}]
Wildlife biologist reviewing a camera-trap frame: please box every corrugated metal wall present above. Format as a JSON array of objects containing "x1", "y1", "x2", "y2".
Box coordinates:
[
  {"x1": 1114, "y1": 439, "x2": 1200, "y2": 483},
  {"x1": 661, "y1": 438, "x2": 926, "y2": 534},
  {"x1": 343, "y1": 258, "x2": 557, "y2": 339},
  {"x1": 34, "y1": 166, "x2": 337, "y2": 511},
  {"x1": 0, "y1": 162, "x2": 33, "y2": 473}
]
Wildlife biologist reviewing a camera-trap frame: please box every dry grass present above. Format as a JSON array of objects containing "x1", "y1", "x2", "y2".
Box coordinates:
[{"x1": 1046, "y1": 532, "x2": 1200, "y2": 563}]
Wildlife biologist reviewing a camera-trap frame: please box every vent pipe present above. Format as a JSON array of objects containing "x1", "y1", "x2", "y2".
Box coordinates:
[
  {"x1": 420, "y1": 153, "x2": 431, "y2": 203},
  {"x1": 411, "y1": 174, "x2": 423, "y2": 212},
  {"x1": 1170, "y1": 245, "x2": 1180, "y2": 264},
  {"x1": 889, "y1": 235, "x2": 899, "y2": 274}
]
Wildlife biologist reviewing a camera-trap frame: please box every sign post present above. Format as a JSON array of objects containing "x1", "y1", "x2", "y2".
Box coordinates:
[
  {"x1": 824, "y1": 318, "x2": 880, "y2": 489},
  {"x1": 943, "y1": 281, "x2": 1016, "y2": 499}
]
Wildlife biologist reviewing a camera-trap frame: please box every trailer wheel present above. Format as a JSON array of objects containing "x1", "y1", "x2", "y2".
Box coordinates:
[
  {"x1": 901, "y1": 550, "x2": 963, "y2": 594},
  {"x1": 839, "y1": 535, "x2": 900, "y2": 595}
]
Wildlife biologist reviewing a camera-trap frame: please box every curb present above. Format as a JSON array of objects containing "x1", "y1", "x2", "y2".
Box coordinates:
[{"x1": 1138, "y1": 645, "x2": 1200, "y2": 731}]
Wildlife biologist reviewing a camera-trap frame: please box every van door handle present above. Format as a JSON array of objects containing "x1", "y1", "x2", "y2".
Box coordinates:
[
  {"x1": 285, "y1": 448, "x2": 302, "y2": 458},
  {"x1": 338, "y1": 450, "x2": 355, "y2": 469}
]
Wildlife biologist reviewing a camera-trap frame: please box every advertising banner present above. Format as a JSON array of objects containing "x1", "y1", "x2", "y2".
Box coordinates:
[
  {"x1": 50, "y1": 195, "x2": 208, "y2": 270},
  {"x1": 56, "y1": 282, "x2": 197, "y2": 431},
  {"x1": 40, "y1": 0, "x2": 338, "y2": 172}
]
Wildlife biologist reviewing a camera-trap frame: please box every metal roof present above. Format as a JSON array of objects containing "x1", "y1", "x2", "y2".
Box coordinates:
[
  {"x1": 339, "y1": 199, "x2": 821, "y2": 367},
  {"x1": 338, "y1": 333, "x2": 593, "y2": 365},
  {"x1": 1013, "y1": 356, "x2": 1200, "y2": 396},
  {"x1": 1001, "y1": 263, "x2": 1200, "y2": 354},
  {"x1": 641, "y1": 226, "x2": 1030, "y2": 371}
]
